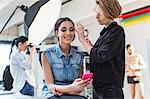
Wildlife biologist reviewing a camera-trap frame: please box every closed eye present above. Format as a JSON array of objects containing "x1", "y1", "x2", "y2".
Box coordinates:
[
  {"x1": 60, "y1": 27, "x2": 75, "y2": 32},
  {"x1": 96, "y1": 1, "x2": 99, "y2": 4}
]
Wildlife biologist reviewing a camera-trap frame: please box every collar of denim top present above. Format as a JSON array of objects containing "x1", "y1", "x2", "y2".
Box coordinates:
[{"x1": 55, "y1": 43, "x2": 73, "y2": 58}]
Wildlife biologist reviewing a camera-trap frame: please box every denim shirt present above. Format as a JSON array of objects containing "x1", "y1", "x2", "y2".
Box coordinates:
[{"x1": 43, "y1": 44, "x2": 84, "y2": 98}]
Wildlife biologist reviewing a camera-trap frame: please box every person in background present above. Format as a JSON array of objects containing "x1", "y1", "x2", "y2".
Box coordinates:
[
  {"x1": 76, "y1": 0, "x2": 125, "y2": 98},
  {"x1": 126, "y1": 43, "x2": 146, "y2": 99},
  {"x1": 41, "y1": 17, "x2": 92, "y2": 99},
  {"x1": 9, "y1": 36, "x2": 36, "y2": 96}
]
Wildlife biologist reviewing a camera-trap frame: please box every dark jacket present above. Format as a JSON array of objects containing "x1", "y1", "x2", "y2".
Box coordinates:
[{"x1": 90, "y1": 22, "x2": 125, "y2": 88}]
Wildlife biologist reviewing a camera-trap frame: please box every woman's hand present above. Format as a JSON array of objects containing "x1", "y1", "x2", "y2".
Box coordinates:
[
  {"x1": 76, "y1": 23, "x2": 85, "y2": 41},
  {"x1": 29, "y1": 47, "x2": 37, "y2": 55},
  {"x1": 70, "y1": 78, "x2": 91, "y2": 92},
  {"x1": 76, "y1": 23, "x2": 93, "y2": 46},
  {"x1": 28, "y1": 47, "x2": 37, "y2": 62},
  {"x1": 48, "y1": 84, "x2": 63, "y2": 96}
]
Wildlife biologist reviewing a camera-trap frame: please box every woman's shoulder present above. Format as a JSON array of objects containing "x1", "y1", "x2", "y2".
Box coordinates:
[
  {"x1": 71, "y1": 48, "x2": 84, "y2": 59},
  {"x1": 10, "y1": 50, "x2": 19, "y2": 57},
  {"x1": 113, "y1": 23, "x2": 125, "y2": 37},
  {"x1": 44, "y1": 46, "x2": 56, "y2": 53},
  {"x1": 115, "y1": 23, "x2": 124, "y2": 31},
  {"x1": 110, "y1": 21, "x2": 124, "y2": 31},
  {"x1": 72, "y1": 47, "x2": 83, "y2": 54}
]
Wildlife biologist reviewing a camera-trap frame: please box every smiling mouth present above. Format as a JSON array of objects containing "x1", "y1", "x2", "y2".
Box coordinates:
[{"x1": 64, "y1": 37, "x2": 72, "y2": 40}]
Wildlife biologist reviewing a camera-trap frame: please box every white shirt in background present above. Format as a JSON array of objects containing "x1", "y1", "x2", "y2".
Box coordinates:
[{"x1": 10, "y1": 49, "x2": 35, "y2": 92}]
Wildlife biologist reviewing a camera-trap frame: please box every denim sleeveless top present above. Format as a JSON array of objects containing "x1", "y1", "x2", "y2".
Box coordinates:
[{"x1": 42, "y1": 44, "x2": 84, "y2": 97}]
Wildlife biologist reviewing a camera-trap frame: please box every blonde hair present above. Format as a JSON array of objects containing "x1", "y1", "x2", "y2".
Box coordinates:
[{"x1": 96, "y1": 0, "x2": 122, "y2": 19}]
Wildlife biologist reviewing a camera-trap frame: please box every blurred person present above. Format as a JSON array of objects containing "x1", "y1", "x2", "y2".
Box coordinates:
[
  {"x1": 41, "y1": 17, "x2": 92, "y2": 99},
  {"x1": 76, "y1": 0, "x2": 125, "y2": 99},
  {"x1": 9, "y1": 36, "x2": 36, "y2": 96},
  {"x1": 126, "y1": 43, "x2": 146, "y2": 99}
]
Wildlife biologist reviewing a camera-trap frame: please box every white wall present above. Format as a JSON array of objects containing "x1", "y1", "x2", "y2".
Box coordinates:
[{"x1": 124, "y1": 21, "x2": 150, "y2": 99}]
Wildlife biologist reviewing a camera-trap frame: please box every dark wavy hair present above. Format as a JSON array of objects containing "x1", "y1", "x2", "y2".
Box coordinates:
[
  {"x1": 54, "y1": 17, "x2": 75, "y2": 32},
  {"x1": 126, "y1": 43, "x2": 133, "y2": 49}
]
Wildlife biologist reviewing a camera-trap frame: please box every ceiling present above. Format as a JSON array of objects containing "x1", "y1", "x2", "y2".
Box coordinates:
[
  {"x1": 0, "y1": 0, "x2": 149, "y2": 42},
  {"x1": 0, "y1": 0, "x2": 69, "y2": 33},
  {"x1": 0, "y1": 0, "x2": 70, "y2": 41}
]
